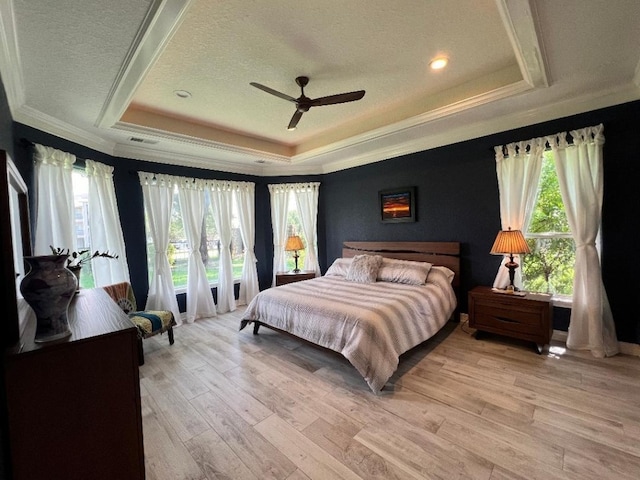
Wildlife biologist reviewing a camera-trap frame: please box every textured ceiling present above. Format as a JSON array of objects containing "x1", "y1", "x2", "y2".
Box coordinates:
[{"x1": 2, "y1": 0, "x2": 640, "y2": 175}]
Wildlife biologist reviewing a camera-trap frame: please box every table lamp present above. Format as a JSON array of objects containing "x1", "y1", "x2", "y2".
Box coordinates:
[
  {"x1": 284, "y1": 235, "x2": 305, "y2": 273},
  {"x1": 490, "y1": 227, "x2": 530, "y2": 291}
]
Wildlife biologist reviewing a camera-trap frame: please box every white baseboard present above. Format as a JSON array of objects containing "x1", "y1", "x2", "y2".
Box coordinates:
[{"x1": 552, "y1": 329, "x2": 639, "y2": 357}]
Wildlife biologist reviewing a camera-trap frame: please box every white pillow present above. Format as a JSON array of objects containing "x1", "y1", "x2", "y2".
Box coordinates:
[
  {"x1": 325, "y1": 257, "x2": 352, "y2": 277},
  {"x1": 377, "y1": 258, "x2": 432, "y2": 285},
  {"x1": 345, "y1": 254, "x2": 383, "y2": 283},
  {"x1": 427, "y1": 265, "x2": 455, "y2": 285}
]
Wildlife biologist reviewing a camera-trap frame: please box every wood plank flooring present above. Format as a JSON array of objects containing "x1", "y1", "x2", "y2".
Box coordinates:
[{"x1": 139, "y1": 308, "x2": 640, "y2": 480}]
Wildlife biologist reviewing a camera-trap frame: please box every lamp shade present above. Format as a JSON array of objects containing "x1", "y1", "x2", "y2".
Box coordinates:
[
  {"x1": 285, "y1": 235, "x2": 305, "y2": 252},
  {"x1": 490, "y1": 228, "x2": 530, "y2": 255}
]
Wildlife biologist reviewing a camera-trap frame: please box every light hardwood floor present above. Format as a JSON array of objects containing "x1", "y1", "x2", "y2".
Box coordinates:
[{"x1": 139, "y1": 308, "x2": 640, "y2": 480}]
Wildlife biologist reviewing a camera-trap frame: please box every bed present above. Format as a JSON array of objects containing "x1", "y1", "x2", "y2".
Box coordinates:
[{"x1": 240, "y1": 241, "x2": 460, "y2": 392}]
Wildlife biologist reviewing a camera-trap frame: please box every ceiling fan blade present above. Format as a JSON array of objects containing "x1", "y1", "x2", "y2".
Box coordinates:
[
  {"x1": 250, "y1": 82, "x2": 297, "y2": 103},
  {"x1": 309, "y1": 90, "x2": 365, "y2": 107},
  {"x1": 287, "y1": 110, "x2": 303, "y2": 130}
]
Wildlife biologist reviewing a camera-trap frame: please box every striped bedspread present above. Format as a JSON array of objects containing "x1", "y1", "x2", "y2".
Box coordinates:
[{"x1": 240, "y1": 273, "x2": 456, "y2": 392}]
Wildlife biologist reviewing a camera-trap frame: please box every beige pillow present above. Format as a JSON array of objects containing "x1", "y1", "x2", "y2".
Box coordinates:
[
  {"x1": 377, "y1": 258, "x2": 432, "y2": 285},
  {"x1": 345, "y1": 254, "x2": 383, "y2": 283}
]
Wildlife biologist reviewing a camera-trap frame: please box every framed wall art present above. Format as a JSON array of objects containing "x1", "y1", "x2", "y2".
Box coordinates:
[{"x1": 379, "y1": 186, "x2": 416, "y2": 223}]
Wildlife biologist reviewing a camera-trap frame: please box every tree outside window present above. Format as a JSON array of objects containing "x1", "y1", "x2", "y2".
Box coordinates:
[{"x1": 522, "y1": 151, "x2": 575, "y2": 297}]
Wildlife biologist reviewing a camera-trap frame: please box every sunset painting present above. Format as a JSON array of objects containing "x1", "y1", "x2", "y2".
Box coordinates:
[{"x1": 379, "y1": 187, "x2": 416, "y2": 223}]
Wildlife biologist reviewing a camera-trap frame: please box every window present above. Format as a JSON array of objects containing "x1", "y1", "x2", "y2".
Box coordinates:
[
  {"x1": 70, "y1": 169, "x2": 95, "y2": 289},
  {"x1": 522, "y1": 151, "x2": 575, "y2": 298},
  {"x1": 285, "y1": 191, "x2": 307, "y2": 271},
  {"x1": 146, "y1": 185, "x2": 244, "y2": 291}
]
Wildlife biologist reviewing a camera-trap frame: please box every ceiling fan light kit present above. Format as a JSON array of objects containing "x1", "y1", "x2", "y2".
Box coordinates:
[{"x1": 250, "y1": 76, "x2": 365, "y2": 130}]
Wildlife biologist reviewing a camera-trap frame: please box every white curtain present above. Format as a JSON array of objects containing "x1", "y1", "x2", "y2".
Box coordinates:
[
  {"x1": 268, "y1": 184, "x2": 292, "y2": 287},
  {"x1": 177, "y1": 177, "x2": 216, "y2": 323},
  {"x1": 33, "y1": 144, "x2": 75, "y2": 255},
  {"x1": 210, "y1": 180, "x2": 236, "y2": 313},
  {"x1": 293, "y1": 182, "x2": 321, "y2": 276},
  {"x1": 85, "y1": 160, "x2": 130, "y2": 286},
  {"x1": 235, "y1": 182, "x2": 259, "y2": 305},
  {"x1": 492, "y1": 138, "x2": 545, "y2": 289},
  {"x1": 547, "y1": 124, "x2": 618, "y2": 357},
  {"x1": 139, "y1": 172, "x2": 181, "y2": 323}
]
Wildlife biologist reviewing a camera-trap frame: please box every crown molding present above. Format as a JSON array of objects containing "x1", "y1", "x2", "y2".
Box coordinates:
[
  {"x1": 95, "y1": 0, "x2": 193, "y2": 129},
  {"x1": 114, "y1": 141, "x2": 265, "y2": 176},
  {"x1": 113, "y1": 120, "x2": 291, "y2": 163},
  {"x1": 319, "y1": 82, "x2": 640, "y2": 174},
  {"x1": 300, "y1": 80, "x2": 533, "y2": 172},
  {"x1": 14, "y1": 105, "x2": 115, "y2": 154},
  {"x1": 114, "y1": 139, "x2": 322, "y2": 177},
  {"x1": 496, "y1": 0, "x2": 549, "y2": 88},
  {"x1": 12, "y1": 80, "x2": 640, "y2": 178}
]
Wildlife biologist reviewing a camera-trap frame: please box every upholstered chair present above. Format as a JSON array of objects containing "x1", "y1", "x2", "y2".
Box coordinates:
[{"x1": 102, "y1": 282, "x2": 175, "y2": 365}]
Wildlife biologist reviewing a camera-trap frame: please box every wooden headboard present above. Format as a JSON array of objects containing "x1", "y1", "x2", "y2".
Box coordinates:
[{"x1": 342, "y1": 241, "x2": 461, "y2": 287}]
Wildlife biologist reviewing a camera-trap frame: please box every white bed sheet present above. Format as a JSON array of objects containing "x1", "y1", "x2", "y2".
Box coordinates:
[{"x1": 240, "y1": 271, "x2": 456, "y2": 392}]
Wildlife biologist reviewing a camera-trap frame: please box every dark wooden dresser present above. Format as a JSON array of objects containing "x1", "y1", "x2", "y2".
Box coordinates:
[
  {"x1": 468, "y1": 286, "x2": 553, "y2": 353},
  {"x1": 4, "y1": 288, "x2": 145, "y2": 480}
]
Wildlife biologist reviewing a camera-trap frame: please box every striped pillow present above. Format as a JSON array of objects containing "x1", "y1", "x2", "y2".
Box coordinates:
[{"x1": 377, "y1": 258, "x2": 432, "y2": 285}]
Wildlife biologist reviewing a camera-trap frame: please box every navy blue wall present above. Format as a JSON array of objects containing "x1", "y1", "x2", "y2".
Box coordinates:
[{"x1": 321, "y1": 100, "x2": 640, "y2": 344}]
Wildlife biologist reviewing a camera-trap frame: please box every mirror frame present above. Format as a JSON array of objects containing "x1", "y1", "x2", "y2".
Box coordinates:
[{"x1": 1, "y1": 150, "x2": 32, "y2": 347}]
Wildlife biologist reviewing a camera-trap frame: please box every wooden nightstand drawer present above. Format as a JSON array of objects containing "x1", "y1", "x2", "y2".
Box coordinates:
[
  {"x1": 468, "y1": 286, "x2": 553, "y2": 352},
  {"x1": 275, "y1": 271, "x2": 315, "y2": 286},
  {"x1": 473, "y1": 303, "x2": 544, "y2": 336}
]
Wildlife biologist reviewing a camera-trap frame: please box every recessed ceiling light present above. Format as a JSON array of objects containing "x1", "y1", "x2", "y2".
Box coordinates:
[
  {"x1": 430, "y1": 57, "x2": 448, "y2": 70},
  {"x1": 174, "y1": 90, "x2": 192, "y2": 99}
]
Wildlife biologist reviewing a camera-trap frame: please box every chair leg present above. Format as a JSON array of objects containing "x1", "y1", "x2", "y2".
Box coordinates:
[
  {"x1": 137, "y1": 337, "x2": 144, "y2": 366},
  {"x1": 168, "y1": 327, "x2": 174, "y2": 345}
]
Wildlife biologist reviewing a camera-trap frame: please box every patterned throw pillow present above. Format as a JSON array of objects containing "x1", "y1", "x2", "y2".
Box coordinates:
[{"x1": 345, "y1": 254, "x2": 383, "y2": 283}]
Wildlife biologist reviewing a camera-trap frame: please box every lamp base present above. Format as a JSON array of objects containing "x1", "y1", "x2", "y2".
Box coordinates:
[
  {"x1": 292, "y1": 251, "x2": 300, "y2": 273},
  {"x1": 505, "y1": 257, "x2": 520, "y2": 292}
]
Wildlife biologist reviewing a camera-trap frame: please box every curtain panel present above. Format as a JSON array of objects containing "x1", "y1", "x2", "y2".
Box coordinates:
[
  {"x1": 234, "y1": 182, "x2": 259, "y2": 305},
  {"x1": 546, "y1": 124, "x2": 618, "y2": 357},
  {"x1": 492, "y1": 138, "x2": 545, "y2": 289},
  {"x1": 33, "y1": 144, "x2": 76, "y2": 255},
  {"x1": 177, "y1": 177, "x2": 217, "y2": 322},
  {"x1": 138, "y1": 172, "x2": 181, "y2": 323},
  {"x1": 85, "y1": 160, "x2": 130, "y2": 286},
  {"x1": 209, "y1": 180, "x2": 236, "y2": 313}
]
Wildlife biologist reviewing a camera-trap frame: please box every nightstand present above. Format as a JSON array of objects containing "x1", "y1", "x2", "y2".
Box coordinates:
[
  {"x1": 275, "y1": 271, "x2": 315, "y2": 286},
  {"x1": 468, "y1": 286, "x2": 553, "y2": 353}
]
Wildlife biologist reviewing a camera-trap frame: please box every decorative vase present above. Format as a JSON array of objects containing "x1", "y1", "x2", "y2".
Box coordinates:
[
  {"x1": 20, "y1": 255, "x2": 78, "y2": 343},
  {"x1": 68, "y1": 265, "x2": 82, "y2": 293}
]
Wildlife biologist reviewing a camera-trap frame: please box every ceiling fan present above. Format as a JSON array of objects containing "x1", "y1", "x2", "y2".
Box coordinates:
[{"x1": 250, "y1": 76, "x2": 365, "y2": 130}]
